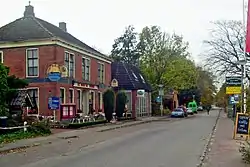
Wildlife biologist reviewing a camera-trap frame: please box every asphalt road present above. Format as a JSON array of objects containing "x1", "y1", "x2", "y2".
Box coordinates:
[{"x1": 0, "y1": 111, "x2": 219, "y2": 167}]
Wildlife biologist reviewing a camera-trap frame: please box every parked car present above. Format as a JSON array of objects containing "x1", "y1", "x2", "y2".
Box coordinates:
[
  {"x1": 197, "y1": 106, "x2": 203, "y2": 111},
  {"x1": 171, "y1": 108, "x2": 185, "y2": 118},
  {"x1": 187, "y1": 107, "x2": 194, "y2": 115},
  {"x1": 177, "y1": 106, "x2": 188, "y2": 117}
]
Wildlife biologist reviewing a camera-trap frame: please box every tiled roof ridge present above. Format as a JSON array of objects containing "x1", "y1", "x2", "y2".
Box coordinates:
[{"x1": 31, "y1": 16, "x2": 54, "y2": 37}]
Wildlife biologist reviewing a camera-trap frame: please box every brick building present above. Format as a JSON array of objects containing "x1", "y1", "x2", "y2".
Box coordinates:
[{"x1": 0, "y1": 4, "x2": 112, "y2": 120}]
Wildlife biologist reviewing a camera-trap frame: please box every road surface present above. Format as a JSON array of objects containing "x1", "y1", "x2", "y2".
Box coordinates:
[{"x1": 0, "y1": 111, "x2": 219, "y2": 167}]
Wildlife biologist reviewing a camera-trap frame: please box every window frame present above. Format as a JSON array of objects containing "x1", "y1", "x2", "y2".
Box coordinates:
[
  {"x1": 69, "y1": 88, "x2": 74, "y2": 103},
  {"x1": 64, "y1": 51, "x2": 75, "y2": 78},
  {"x1": 97, "y1": 62, "x2": 105, "y2": 83},
  {"x1": 60, "y1": 87, "x2": 66, "y2": 104},
  {"x1": 0, "y1": 51, "x2": 3, "y2": 63},
  {"x1": 82, "y1": 56, "x2": 91, "y2": 81},
  {"x1": 26, "y1": 48, "x2": 39, "y2": 77},
  {"x1": 27, "y1": 87, "x2": 39, "y2": 116}
]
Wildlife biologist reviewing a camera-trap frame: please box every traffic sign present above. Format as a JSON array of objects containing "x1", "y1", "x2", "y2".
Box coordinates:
[{"x1": 48, "y1": 96, "x2": 60, "y2": 110}]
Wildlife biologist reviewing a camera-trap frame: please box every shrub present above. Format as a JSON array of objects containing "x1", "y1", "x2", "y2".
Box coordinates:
[
  {"x1": 29, "y1": 121, "x2": 51, "y2": 135},
  {"x1": 239, "y1": 141, "x2": 250, "y2": 164},
  {"x1": 115, "y1": 91, "x2": 127, "y2": 118},
  {"x1": 103, "y1": 88, "x2": 115, "y2": 122}
]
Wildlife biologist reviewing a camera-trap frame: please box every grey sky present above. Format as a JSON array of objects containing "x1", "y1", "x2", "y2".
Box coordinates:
[{"x1": 0, "y1": 0, "x2": 245, "y2": 63}]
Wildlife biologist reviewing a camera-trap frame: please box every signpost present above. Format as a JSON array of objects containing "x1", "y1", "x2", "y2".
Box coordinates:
[
  {"x1": 233, "y1": 113, "x2": 250, "y2": 140},
  {"x1": 48, "y1": 96, "x2": 60, "y2": 122}
]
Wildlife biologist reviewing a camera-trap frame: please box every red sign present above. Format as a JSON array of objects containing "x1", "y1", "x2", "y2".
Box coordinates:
[{"x1": 246, "y1": 0, "x2": 250, "y2": 52}]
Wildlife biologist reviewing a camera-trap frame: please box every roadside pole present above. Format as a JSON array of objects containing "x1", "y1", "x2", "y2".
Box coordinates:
[{"x1": 158, "y1": 85, "x2": 164, "y2": 116}]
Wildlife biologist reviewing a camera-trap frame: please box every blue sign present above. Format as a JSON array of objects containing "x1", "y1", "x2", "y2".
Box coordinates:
[
  {"x1": 48, "y1": 72, "x2": 61, "y2": 82},
  {"x1": 48, "y1": 96, "x2": 60, "y2": 110},
  {"x1": 236, "y1": 113, "x2": 249, "y2": 135}
]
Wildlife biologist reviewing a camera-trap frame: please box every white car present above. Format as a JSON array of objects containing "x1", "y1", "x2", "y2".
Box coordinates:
[{"x1": 187, "y1": 108, "x2": 194, "y2": 115}]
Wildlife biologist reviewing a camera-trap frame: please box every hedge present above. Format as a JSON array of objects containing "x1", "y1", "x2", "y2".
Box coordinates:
[{"x1": 67, "y1": 120, "x2": 107, "y2": 129}]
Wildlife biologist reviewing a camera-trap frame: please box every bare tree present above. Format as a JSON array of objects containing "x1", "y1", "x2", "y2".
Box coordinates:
[{"x1": 203, "y1": 20, "x2": 250, "y2": 79}]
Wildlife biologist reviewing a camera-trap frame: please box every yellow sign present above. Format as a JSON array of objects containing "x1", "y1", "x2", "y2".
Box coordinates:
[
  {"x1": 60, "y1": 65, "x2": 68, "y2": 77},
  {"x1": 47, "y1": 64, "x2": 68, "y2": 77},
  {"x1": 226, "y1": 86, "x2": 241, "y2": 94},
  {"x1": 111, "y1": 79, "x2": 118, "y2": 87}
]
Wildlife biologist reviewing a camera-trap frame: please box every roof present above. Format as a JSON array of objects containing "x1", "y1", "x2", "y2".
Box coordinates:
[
  {"x1": 10, "y1": 89, "x2": 34, "y2": 107},
  {"x1": 111, "y1": 62, "x2": 152, "y2": 91},
  {"x1": 0, "y1": 5, "x2": 108, "y2": 59}
]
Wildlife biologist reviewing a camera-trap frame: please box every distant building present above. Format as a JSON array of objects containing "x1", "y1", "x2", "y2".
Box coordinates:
[
  {"x1": 0, "y1": 4, "x2": 112, "y2": 120},
  {"x1": 111, "y1": 62, "x2": 152, "y2": 117}
]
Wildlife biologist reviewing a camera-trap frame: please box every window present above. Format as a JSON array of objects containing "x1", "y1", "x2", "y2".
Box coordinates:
[
  {"x1": 65, "y1": 52, "x2": 75, "y2": 77},
  {"x1": 27, "y1": 88, "x2": 39, "y2": 115},
  {"x1": 60, "y1": 88, "x2": 65, "y2": 104},
  {"x1": 0, "y1": 51, "x2": 3, "y2": 63},
  {"x1": 82, "y1": 57, "x2": 90, "y2": 81},
  {"x1": 26, "y1": 49, "x2": 39, "y2": 77},
  {"x1": 69, "y1": 89, "x2": 74, "y2": 103},
  {"x1": 98, "y1": 63, "x2": 105, "y2": 83},
  {"x1": 77, "y1": 90, "x2": 81, "y2": 110},
  {"x1": 98, "y1": 92, "x2": 103, "y2": 110}
]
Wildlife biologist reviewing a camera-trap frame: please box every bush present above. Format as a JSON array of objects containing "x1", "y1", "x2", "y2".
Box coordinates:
[
  {"x1": 115, "y1": 91, "x2": 127, "y2": 118},
  {"x1": 28, "y1": 121, "x2": 51, "y2": 135},
  {"x1": 239, "y1": 141, "x2": 250, "y2": 164},
  {"x1": 103, "y1": 89, "x2": 115, "y2": 122},
  {"x1": 68, "y1": 120, "x2": 107, "y2": 129}
]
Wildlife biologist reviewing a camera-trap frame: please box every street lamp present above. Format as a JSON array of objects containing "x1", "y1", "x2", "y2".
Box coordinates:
[
  {"x1": 237, "y1": 59, "x2": 247, "y2": 114},
  {"x1": 158, "y1": 84, "x2": 164, "y2": 116}
]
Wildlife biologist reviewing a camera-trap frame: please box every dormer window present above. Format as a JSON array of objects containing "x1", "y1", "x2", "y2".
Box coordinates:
[
  {"x1": 140, "y1": 74, "x2": 145, "y2": 83},
  {"x1": 132, "y1": 72, "x2": 138, "y2": 81}
]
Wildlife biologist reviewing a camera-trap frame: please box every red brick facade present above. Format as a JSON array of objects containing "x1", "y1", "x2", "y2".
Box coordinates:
[{"x1": 1, "y1": 45, "x2": 111, "y2": 119}]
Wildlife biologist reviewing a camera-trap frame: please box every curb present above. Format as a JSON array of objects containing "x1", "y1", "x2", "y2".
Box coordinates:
[{"x1": 196, "y1": 110, "x2": 221, "y2": 167}]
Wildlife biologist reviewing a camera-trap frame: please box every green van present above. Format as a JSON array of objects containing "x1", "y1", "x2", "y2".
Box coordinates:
[{"x1": 187, "y1": 101, "x2": 198, "y2": 114}]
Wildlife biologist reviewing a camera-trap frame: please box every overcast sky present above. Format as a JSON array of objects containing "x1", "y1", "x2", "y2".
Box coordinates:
[{"x1": 0, "y1": 0, "x2": 245, "y2": 63}]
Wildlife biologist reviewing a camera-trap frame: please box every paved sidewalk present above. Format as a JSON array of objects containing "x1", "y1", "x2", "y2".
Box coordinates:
[
  {"x1": 204, "y1": 113, "x2": 250, "y2": 167},
  {"x1": 0, "y1": 116, "x2": 171, "y2": 153}
]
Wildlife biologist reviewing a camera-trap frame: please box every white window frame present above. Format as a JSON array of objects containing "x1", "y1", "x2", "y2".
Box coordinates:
[
  {"x1": 98, "y1": 62, "x2": 105, "y2": 83},
  {"x1": 64, "y1": 51, "x2": 75, "y2": 78},
  {"x1": 76, "y1": 89, "x2": 82, "y2": 110},
  {"x1": 26, "y1": 48, "x2": 39, "y2": 77},
  {"x1": 60, "y1": 87, "x2": 66, "y2": 104},
  {"x1": 0, "y1": 51, "x2": 3, "y2": 63},
  {"x1": 82, "y1": 56, "x2": 91, "y2": 81},
  {"x1": 98, "y1": 91, "x2": 103, "y2": 110},
  {"x1": 124, "y1": 90, "x2": 132, "y2": 112},
  {"x1": 27, "y1": 87, "x2": 39, "y2": 116},
  {"x1": 69, "y1": 88, "x2": 74, "y2": 103},
  {"x1": 89, "y1": 90, "x2": 95, "y2": 110}
]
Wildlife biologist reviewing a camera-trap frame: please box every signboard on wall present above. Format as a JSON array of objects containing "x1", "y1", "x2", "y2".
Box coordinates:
[
  {"x1": 111, "y1": 79, "x2": 118, "y2": 87},
  {"x1": 137, "y1": 89, "x2": 145, "y2": 97}
]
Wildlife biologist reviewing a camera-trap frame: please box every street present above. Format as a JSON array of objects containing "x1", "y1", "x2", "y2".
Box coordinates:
[{"x1": 0, "y1": 111, "x2": 219, "y2": 167}]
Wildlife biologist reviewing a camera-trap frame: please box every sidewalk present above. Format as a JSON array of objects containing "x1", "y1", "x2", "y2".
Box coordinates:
[
  {"x1": 204, "y1": 113, "x2": 250, "y2": 167},
  {"x1": 0, "y1": 116, "x2": 171, "y2": 154}
]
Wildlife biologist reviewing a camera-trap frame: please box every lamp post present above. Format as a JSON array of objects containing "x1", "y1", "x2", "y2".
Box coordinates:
[
  {"x1": 238, "y1": 59, "x2": 247, "y2": 114},
  {"x1": 158, "y1": 85, "x2": 164, "y2": 116}
]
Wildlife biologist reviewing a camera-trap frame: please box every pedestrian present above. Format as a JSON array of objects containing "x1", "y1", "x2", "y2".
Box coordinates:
[{"x1": 206, "y1": 105, "x2": 211, "y2": 115}]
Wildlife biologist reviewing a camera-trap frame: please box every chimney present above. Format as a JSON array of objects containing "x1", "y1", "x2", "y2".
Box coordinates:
[
  {"x1": 24, "y1": 1, "x2": 35, "y2": 17},
  {"x1": 59, "y1": 22, "x2": 67, "y2": 32}
]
